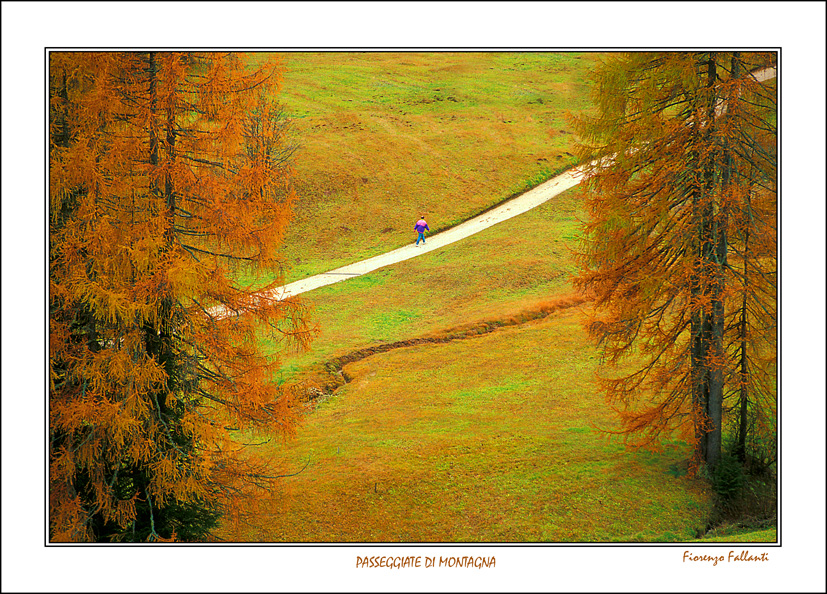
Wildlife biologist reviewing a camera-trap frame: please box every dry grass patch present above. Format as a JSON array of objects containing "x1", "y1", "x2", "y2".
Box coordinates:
[
  {"x1": 243, "y1": 52, "x2": 596, "y2": 283},
  {"x1": 221, "y1": 53, "x2": 759, "y2": 544},
  {"x1": 262, "y1": 183, "x2": 588, "y2": 395},
  {"x1": 239, "y1": 309, "x2": 711, "y2": 542}
]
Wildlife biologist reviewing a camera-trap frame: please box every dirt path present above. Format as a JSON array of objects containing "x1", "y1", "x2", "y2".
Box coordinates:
[
  {"x1": 275, "y1": 166, "x2": 584, "y2": 299},
  {"x1": 208, "y1": 65, "x2": 776, "y2": 318},
  {"x1": 207, "y1": 164, "x2": 585, "y2": 318}
]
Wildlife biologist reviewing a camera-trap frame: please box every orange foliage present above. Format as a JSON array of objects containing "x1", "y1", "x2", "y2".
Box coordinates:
[
  {"x1": 570, "y1": 52, "x2": 777, "y2": 470},
  {"x1": 49, "y1": 52, "x2": 316, "y2": 541}
]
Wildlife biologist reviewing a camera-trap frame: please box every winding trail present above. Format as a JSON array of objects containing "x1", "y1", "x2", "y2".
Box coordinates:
[
  {"x1": 272, "y1": 166, "x2": 585, "y2": 300},
  {"x1": 208, "y1": 64, "x2": 776, "y2": 317},
  {"x1": 207, "y1": 164, "x2": 586, "y2": 318}
]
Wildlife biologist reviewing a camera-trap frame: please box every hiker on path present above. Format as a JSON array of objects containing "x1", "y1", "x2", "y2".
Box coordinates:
[{"x1": 414, "y1": 215, "x2": 430, "y2": 246}]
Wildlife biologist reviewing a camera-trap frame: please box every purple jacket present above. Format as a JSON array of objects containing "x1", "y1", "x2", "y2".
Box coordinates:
[{"x1": 414, "y1": 219, "x2": 430, "y2": 233}]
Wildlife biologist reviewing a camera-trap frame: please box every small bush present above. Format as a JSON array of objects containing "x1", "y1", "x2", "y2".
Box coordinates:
[
  {"x1": 706, "y1": 448, "x2": 777, "y2": 536},
  {"x1": 712, "y1": 453, "x2": 745, "y2": 501}
]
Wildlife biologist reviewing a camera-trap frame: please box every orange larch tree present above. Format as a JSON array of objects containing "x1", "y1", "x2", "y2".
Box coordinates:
[
  {"x1": 571, "y1": 52, "x2": 776, "y2": 472},
  {"x1": 49, "y1": 51, "x2": 315, "y2": 541}
]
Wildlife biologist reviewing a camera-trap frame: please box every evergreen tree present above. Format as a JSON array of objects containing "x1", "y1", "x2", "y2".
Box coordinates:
[
  {"x1": 49, "y1": 52, "x2": 315, "y2": 541},
  {"x1": 571, "y1": 52, "x2": 776, "y2": 471}
]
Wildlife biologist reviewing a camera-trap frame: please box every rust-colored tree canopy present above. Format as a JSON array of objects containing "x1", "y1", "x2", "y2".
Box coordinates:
[
  {"x1": 572, "y1": 52, "x2": 777, "y2": 470},
  {"x1": 49, "y1": 52, "x2": 315, "y2": 541}
]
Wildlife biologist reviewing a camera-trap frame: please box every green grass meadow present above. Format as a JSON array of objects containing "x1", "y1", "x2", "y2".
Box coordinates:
[
  {"x1": 259, "y1": 310, "x2": 712, "y2": 543},
  {"x1": 224, "y1": 52, "x2": 774, "y2": 543},
  {"x1": 249, "y1": 51, "x2": 592, "y2": 283}
]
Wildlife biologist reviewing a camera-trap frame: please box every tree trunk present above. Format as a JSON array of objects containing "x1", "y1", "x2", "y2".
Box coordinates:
[
  {"x1": 735, "y1": 186, "x2": 751, "y2": 464},
  {"x1": 691, "y1": 52, "x2": 725, "y2": 470},
  {"x1": 736, "y1": 265, "x2": 749, "y2": 463},
  {"x1": 164, "y1": 102, "x2": 176, "y2": 244},
  {"x1": 690, "y1": 145, "x2": 708, "y2": 465},
  {"x1": 705, "y1": 52, "x2": 724, "y2": 470}
]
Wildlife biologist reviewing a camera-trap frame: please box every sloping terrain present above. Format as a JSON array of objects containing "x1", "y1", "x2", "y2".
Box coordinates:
[{"x1": 221, "y1": 53, "x2": 777, "y2": 543}]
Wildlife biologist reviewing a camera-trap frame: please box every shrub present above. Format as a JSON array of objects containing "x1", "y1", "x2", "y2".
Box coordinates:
[
  {"x1": 705, "y1": 446, "x2": 777, "y2": 535},
  {"x1": 712, "y1": 452, "x2": 745, "y2": 501}
]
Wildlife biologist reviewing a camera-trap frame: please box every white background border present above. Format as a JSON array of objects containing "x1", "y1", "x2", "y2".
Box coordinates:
[{"x1": 3, "y1": 2, "x2": 824, "y2": 592}]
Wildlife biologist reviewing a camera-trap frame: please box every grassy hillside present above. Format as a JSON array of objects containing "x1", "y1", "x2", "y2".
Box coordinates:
[
  {"x1": 228, "y1": 179, "x2": 714, "y2": 542},
  {"x1": 263, "y1": 52, "x2": 594, "y2": 282},
  {"x1": 220, "y1": 52, "x2": 772, "y2": 543},
  {"x1": 245, "y1": 306, "x2": 712, "y2": 542},
  {"x1": 268, "y1": 182, "x2": 587, "y2": 380}
]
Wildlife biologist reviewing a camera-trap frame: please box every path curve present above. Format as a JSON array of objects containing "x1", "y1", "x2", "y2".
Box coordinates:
[
  {"x1": 208, "y1": 64, "x2": 776, "y2": 317},
  {"x1": 276, "y1": 166, "x2": 585, "y2": 299},
  {"x1": 207, "y1": 165, "x2": 586, "y2": 318}
]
